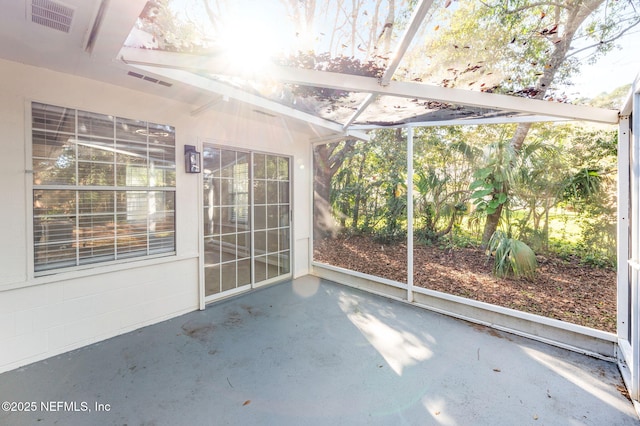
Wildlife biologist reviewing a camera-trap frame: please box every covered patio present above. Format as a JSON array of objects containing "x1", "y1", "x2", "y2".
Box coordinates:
[
  {"x1": 1, "y1": 0, "x2": 640, "y2": 423},
  {"x1": 1, "y1": 277, "x2": 637, "y2": 425}
]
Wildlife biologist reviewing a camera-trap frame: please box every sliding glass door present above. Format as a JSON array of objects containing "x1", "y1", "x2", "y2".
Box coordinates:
[
  {"x1": 252, "y1": 153, "x2": 291, "y2": 283},
  {"x1": 203, "y1": 145, "x2": 291, "y2": 299}
]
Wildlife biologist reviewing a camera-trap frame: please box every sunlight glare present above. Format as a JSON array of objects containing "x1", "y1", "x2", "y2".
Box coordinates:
[
  {"x1": 340, "y1": 295, "x2": 433, "y2": 375},
  {"x1": 521, "y1": 346, "x2": 624, "y2": 410},
  {"x1": 217, "y1": 7, "x2": 290, "y2": 74}
]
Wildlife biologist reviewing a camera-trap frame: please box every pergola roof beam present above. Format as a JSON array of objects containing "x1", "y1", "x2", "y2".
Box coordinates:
[{"x1": 309, "y1": 130, "x2": 372, "y2": 145}]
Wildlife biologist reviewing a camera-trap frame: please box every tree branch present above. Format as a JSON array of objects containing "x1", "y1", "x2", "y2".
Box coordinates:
[
  {"x1": 566, "y1": 18, "x2": 640, "y2": 59},
  {"x1": 479, "y1": 1, "x2": 571, "y2": 13}
]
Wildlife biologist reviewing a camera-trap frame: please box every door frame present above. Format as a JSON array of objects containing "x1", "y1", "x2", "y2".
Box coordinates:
[
  {"x1": 618, "y1": 83, "x2": 640, "y2": 408},
  {"x1": 198, "y1": 143, "x2": 293, "y2": 306}
]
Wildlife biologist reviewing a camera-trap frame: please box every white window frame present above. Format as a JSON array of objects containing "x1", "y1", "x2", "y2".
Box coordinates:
[{"x1": 29, "y1": 101, "x2": 177, "y2": 276}]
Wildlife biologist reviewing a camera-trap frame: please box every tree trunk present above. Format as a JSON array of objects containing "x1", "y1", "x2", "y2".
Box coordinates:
[
  {"x1": 481, "y1": 202, "x2": 503, "y2": 246},
  {"x1": 313, "y1": 154, "x2": 335, "y2": 240},
  {"x1": 313, "y1": 141, "x2": 356, "y2": 240},
  {"x1": 351, "y1": 151, "x2": 366, "y2": 230},
  {"x1": 481, "y1": 122, "x2": 530, "y2": 246},
  {"x1": 381, "y1": 0, "x2": 395, "y2": 53},
  {"x1": 543, "y1": 197, "x2": 550, "y2": 251},
  {"x1": 481, "y1": 0, "x2": 604, "y2": 246}
]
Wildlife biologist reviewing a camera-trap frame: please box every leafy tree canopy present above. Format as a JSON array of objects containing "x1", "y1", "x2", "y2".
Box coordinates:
[{"x1": 404, "y1": 0, "x2": 639, "y2": 101}]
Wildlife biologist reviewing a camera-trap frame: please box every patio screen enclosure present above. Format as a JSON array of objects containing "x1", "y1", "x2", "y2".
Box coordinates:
[{"x1": 12, "y1": 0, "x2": 638, "y2": 406}]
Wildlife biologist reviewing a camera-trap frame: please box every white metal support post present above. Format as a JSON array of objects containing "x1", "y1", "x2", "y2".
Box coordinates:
[
  {"x1": 632, "y1": 92, "x2": 640, "y2": 402},
  {"x1": 618, "y1": 113, "x2": 639, "y2": 406},
  {"x1": 622, "y1": 86, "x2": 640, "y2": 404},
  {"x1": 407, "y1": 127, "x2": 414, "y2": 303},
  {"x1": 618, "y1": 79, "x2": 640, "y2": 409},
  {"x1": 618, "y1": 115, "x2": 631, "y2": 347}
]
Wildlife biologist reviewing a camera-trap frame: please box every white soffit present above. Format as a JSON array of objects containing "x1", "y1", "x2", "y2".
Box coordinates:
[{"x1": 119, "y1": 47, "x2": 619, "y2": 126}]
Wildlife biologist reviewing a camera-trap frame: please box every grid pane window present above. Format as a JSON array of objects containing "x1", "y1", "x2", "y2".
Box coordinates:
[{"x1": 32, "y1": 102, "x2": 176, "y2": 273}]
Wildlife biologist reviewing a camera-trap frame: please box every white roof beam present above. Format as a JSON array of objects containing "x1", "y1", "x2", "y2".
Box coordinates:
[
  {"x1": 120, "y1": 47, "x2": 619, "y2": 125},
  {"x1": 273, "y1": 67, "x2": 620, "y2": 125},
  {"x1": 349, "y1": 115, "x2": 569, "y2": 130},
  {"x1": 342, "y1": 93, "x2": 377, "y2": 130},
  {"x1": 129, "y1": 64, "x2": 370, "y2": 141},
  {"x1": 190, "y1": 95, "x2": 228, "y2": 117},
  {"x1": 379, "y1": 0, "x2": 435, "y2": 86},
  {"x1": 309, "y1": 130, "x2": 371, "y2": 145},
  {"x1": 620, "y1": 71, "x2": 640, "y2": 116},
  {"x1": 89, "y1": 1, "x2": 148, "y2": 58},
  {"x1": 344, "y1": 0, "x2": 434, "y2": 130}
]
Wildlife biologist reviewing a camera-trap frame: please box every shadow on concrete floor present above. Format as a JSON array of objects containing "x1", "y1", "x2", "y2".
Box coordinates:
[{"x1": 0, "y1": 276, "x2": 637, "y2": 425}]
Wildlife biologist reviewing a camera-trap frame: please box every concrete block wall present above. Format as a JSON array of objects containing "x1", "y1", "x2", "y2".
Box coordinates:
[
  {"x1": 0, "y1": 58, "x2": 313, "y2": 373},
  {"x1": 0, "y1": 259, "x2": 198, "y2": 372}
]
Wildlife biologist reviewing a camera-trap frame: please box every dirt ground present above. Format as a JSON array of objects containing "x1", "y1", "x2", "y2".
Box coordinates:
[{"x1": 314, "y1": 235, "x2": 617, "y2": 333}]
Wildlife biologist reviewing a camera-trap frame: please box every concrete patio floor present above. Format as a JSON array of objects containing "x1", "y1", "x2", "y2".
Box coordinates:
[{"x1": 0, "y1": 276, "x2": 637, "y2": 425}]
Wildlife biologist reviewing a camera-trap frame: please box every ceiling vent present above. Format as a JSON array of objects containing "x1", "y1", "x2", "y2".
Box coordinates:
[
  {"x1": 30, "y1": 0, "x2": 75, "y2": 33},
  {"x1": 127, "y1": 71, "x2": 173, "y2": 88}
]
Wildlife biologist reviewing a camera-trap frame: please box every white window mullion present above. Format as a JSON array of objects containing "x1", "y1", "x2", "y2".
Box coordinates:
[
  {"x1": 146, "y1": 123, "x2": 151, "y2": 256},
  {"x1": 407, "y1": 126, "x2": 414, "y2": 303},
  {"x1": 75, "y1": 190, "x2": 80, "y2": 266},
  {"x1": 113, "y1": 118, "x2": 118, "y2": 261},
  {"x1": 74, "y1": 110, "x2": 80, "y2": 267},
  {"x1": 113, "y1": 190, "x2": 118, "y2": 261},
  {"x1": 250, "y1": 152, "x2": 256, "y2": 287}
]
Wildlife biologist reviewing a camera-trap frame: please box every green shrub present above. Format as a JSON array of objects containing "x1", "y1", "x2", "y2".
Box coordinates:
[
  {"x1": 580, "y1": 253, "x2": 614, "y2": 269},
  {"x1": 487, "y1": 231, "x2": 537, "y2": 278},
  {"x1": 547, "y1": 238, "x2": 615, "y2": 268},
  {"x1": 548, "y1": 238, "x2": 574, "y2": 261}
]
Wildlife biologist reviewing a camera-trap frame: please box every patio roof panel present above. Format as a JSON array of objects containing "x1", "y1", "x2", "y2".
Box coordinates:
[
  {"x1": 120, "y1": 47, "x2": 619, "y2": 129},
  {"x1": 120, "y1": 0, "x2": 636, "y2": 131},
  {"x1": 351, "y1": 94, "x2": 551, "y2": 128}
]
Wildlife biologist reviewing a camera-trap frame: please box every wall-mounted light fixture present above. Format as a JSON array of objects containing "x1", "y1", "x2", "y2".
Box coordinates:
[{"x1": 184, "y1": 145, "x2": 201, "y2": 173}]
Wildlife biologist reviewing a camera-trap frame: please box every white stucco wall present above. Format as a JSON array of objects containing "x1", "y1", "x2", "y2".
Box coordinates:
[{"x1": 0, "y1": 58, "x2": 313, "y2": 373}]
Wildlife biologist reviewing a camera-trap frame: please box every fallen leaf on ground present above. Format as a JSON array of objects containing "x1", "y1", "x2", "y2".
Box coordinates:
[{"x1": 314, "y1": 236, "x2": 616, "y2": 332}]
